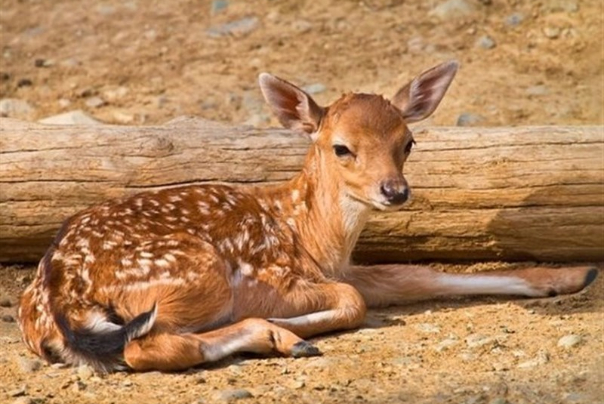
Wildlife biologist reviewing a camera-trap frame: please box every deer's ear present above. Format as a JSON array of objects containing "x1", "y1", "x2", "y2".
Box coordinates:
[
  {"x1": 391, "y1": 61, "x2": 459, "y2": 123},
  {"x1": 259, "y1": 73, "x2": 325, "y2": 137}
]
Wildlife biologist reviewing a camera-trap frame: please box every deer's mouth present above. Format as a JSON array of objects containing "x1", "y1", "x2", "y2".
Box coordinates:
[{"x1": 348, "y1": 193, "x2": 408, "y2": 212}]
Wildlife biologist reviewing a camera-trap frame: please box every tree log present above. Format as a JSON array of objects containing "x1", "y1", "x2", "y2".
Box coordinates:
[{"x1": 1, "y1": 117, "x2": 602, "y2": 263}]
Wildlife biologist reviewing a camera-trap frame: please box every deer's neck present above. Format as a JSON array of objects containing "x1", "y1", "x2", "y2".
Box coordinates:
[{"x1": 264, "y1": 145, "x2": 371, "y2": 278}]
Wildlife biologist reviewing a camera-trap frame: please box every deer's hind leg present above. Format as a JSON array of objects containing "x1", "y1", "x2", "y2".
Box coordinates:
[{"x1": 124, "y1": 318, "x2": 319, "y2": 372}]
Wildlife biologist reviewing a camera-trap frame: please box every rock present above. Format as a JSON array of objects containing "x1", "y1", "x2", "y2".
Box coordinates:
[
  {"x1": 542, "y1": 0, "x2": 579, "y2": 13},
  {"x1": 207, "y1": 17, "x2": 259, "y2": 38},
  {"x1": 557, "y1": 334, "x2": 582, "y2": 349},
  {"x1": 293, "y1": 20, "x2": 313, "y2": 34},
  {"x1": 0, "y1": 297, "x2": 13, "y2": 307},
  {"x1": 77, "y1": 365, "x2": 95, "y2": 380},
  {"x1": 211, "y1": 0, "x2": 229, "y2": 15},
  {"x1": 2, "y1": 314, "x2": 15, "y2": 322},
  {"x1": 112, "y1": 110, "x2": 136, "y2": 124},
  {"x1": 429, "y1": 0, "x2": 476, "y2": 20},
  {"x1": 302, "y1": 83, "x2": 326, "y2": 95},
  {"x1": 85, "y1": 96, "x2": 105, "y2": 108},
  {"x1": 505, "y1": 13, "x2": 524, "y2": 27},
  {"x1": 58, "y1": 98, "x2": 71, "y2": 108},
  {"x1": 476, "y1": 35, "x2": 496, "y2": 49},
  {"x1": 18, "y1": 358, "x2": 43, "y2": 373},
  {"x1": 8, "y1": 386, "x2": 26, "y2": 397},
  {"x1": 0, "y1": 99, "x2": 35, "y2": 120},
  {"x1": 214, "y1": 389, "x2": 253, "y2": 401},
  {"x1": 525, "y1": 85, "x2": 549, "y2": 96},
  {"x1": 11, "y1": 398, "x2": 34, "y2": 404},
  {"x1": 435, "y1": 337, "x2": 459, "y2": 352},
  {"x1": 102, "y1": 86, "x2": 129, "y2": 102},
  {"x1": 39, "y1": 110, "x2": 102, "y2": 125},
  {"x1": 457, "y1": 113, "x2": 485, "y2": 127},
  {"x1": 122, "y1": 379, "x2": 133, "y2": 387},
  {"x1": 416, "y1": 323, "x2": 441, "y2": 333},
  {"x1": 543, "y1": 27, "x2": 561, "y2": 39},
  {"x1": 17, "y1": 78, "x2": 33, "y2": 88},
  {"x1": 465, "y1": 333, "x2": 493, "y2": 348},
  {"x1": 518, "y1": 350, "x2": 549, "y2": 368}
]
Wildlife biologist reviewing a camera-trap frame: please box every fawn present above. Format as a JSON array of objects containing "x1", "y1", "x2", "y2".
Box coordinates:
[{"x1": 18, "y1": 61, "x2": 598, "y2": 372}]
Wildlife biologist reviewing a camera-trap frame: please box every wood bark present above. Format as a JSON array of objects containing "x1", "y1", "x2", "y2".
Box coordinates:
[{"x1": 1, "y1": 117, "x2": 602, "y2": 263}]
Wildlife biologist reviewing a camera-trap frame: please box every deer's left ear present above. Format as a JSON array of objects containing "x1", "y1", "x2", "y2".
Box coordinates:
[{"x1": 391, "y1": 61, "x2": 459, "y2": 123}]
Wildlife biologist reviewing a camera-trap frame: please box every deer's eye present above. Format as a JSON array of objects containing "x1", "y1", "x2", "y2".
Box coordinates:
[
  {"x1": 333, "y1": 145, "x2": 353, "y2": 157},
  {"x1": 404, "y1": 139, "x2": 416, "y2": 154}
]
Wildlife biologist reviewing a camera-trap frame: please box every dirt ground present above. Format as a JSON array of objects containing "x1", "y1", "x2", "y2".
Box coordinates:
[{"x1": 1, "y1": 0, "x2": 603, "y2": 403}]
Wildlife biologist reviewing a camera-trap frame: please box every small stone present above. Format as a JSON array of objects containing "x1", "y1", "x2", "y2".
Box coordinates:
[
  {"x1": 543, "y1": 27, "x2": 561, "y2": 39},
  {"x1": 457, "y1": 113, "x2": 485, "y2": 127},
  {"x1": 11, "y1": 398, "x2": 34, "y2": 404},
  {"x1": 39, "y1": 110, "x2": 102, "y2": 125},
  {"x1": 102, "y1": 86, "x2": 129, "y2": 102},
  {"x1": 476, "y1": 35, "x2": 496, "y2": 49},
  {"x1": 122, "y1": 379, "x2": 133, "y2": 387},
  {"x1": 112, "y1": 110, "x2": 136, "y2": 124},
  {"x1": 207, "y1": 17, "x2": 259, "y2": 38},
  {"x1": 416, "y1": 323, "x2": 441, "y2": 333},
  {"x1": 542, "y1": 0, "x2": 579, "y2": 13},
  {"x1": 301, "y1": 83, "x2": 326, "y2": 95},
  {"x1": 0, "y1": 99, "x2": 35, "y2": 120},
  {"x1": 293, "y1": 20, "x2": 313, "y2": 33},
  {"x1": 525, "y1": 85, "x2": 549, "y2": 96},
  {"x1": 17, "y1": 78, "x2": 33, "y2": 87},
  {"x1": 557, "y1": 334, "x2": 582, "y2": 349},
  {"x1": 85, "y1": 96, "x2": 105, "y2": 108},
  {"x1": 0, "y1": 297, "x2": 13, "y2": 307},
  {"x1": 435, "y1": 338, "x2": 459, "y2": 352},
  {"x1": 465, "y1": 333, "x2": 493, "y2": 348},
  {"x1": 8, "y1": 386, "x2": 26, "y2": 397},
  {"x1": 505, "y1": 13, "x2": 524, "y2": 27},
  {"x1": 18, "y1": 358, "x2": 43, "y2": 373},
  {"x1": 58, "y1": 98, "x2": 71, "y2": 108},
  {"x1": 2, "y1": 314, "x2": 15, "y2": 322},
  {"x1": 71, "y1": 380, "x2": 86, "y2": 392},
  {"x1": 211, "y1": 0, "x2": 229, "y2": 15},
  {"x1": 214, "y1": 389, "x2": 253, "y2": 401},
  {"x1": 77, "y1": 365, "x2": 94, "y2": 380},
  {"x1": 518, "y1": 350, "x2": 549, "y2": 368},
  {"x1": 429, "y1": 0, "x2": 476, "y2": 20}
]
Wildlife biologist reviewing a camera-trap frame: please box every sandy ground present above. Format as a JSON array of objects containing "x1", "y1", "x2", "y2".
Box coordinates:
[{"x1": 1, "y1": 0, "x2": 603, "y2": 403}]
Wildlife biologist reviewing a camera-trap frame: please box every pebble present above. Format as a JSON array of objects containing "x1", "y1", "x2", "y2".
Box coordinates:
[
  {"x1": 8, "y1": 386, "x2": 26, "y2": 397},
  {"x1": 543, "y1": 27, "x2": 561, "y2": 39},
  {"x1": 0, "y1": 99, "x2": 35, "y2": 120},
  {"x1": 17, "y1": 78, "x2": 33, "y2": 87},
  {"x1": 77, "y1": 365, "x2": 95, "y2": 380},
  {"x1": 517, "y1": 350, "x2": 549, "y2": 368},
  {"x1": 435, "y1": 337, "x2": 459, "y2": 352},
  {"x1": 58, "y1": 98, "x2": 71, "y2": 108},
  {"x1": 557, "y1": 334, "x2": 582, "y2": 348},
  {"x1": 11, "y1": 398, "x2": 34, "y2": 404},
  {"x1": 2, "y1": 314, "x2": 15, "y2": 322},
  {"x1": 0, "y1": 297, "x2": 13, "y2": 307},
  {"x1": 211, "y1": 0, "x2": 229, "y2": 15},
  {"x1": 465, "y1": 333, "x2": 493, "y2": 348},
  {"x1": 476, "y1": 35, "x2": 496, "y2": 49},
  {"x1": 542, "y1": 0, "x2": 579, "y2": 13},
  {"x1": 293, "y1": 19, "x2": 313, "y2": 34},
  {"x1": 207, "y1": 17, "x2": 259, "y2": 38},
  {"x1": 85, "y1": 96, "x2": 105, "y2": 108},
  {"x1": 525, "y1": 85, "x2": 549, "y2": 96},
  {"x1": 39, "y1": 110, "x2": 102, "y2": 125},
  {"x1": 214, "y1": 389, "x2": 253, "y2": 402},
  {"x1": 102, "y1": 86, "x2": 129, "y2": 102},
  {"x1": 18, "y1": 357, "x2": 43, "y2": 373},
  {"x1": 457, "y1": 113, "x2": 485, "y2": 126},
  {"x1": 429, "y1": 0, "x2": 476, "y2": 20},
  {"x1": 416, "y1": 323, "x2": 441, "y2": 333},
  {"x1": 301, "y1": 83, "x2": 326, "y2": 95},
  {"x1": 505, "y1": 13, "x2": 524, "y2": 27}
]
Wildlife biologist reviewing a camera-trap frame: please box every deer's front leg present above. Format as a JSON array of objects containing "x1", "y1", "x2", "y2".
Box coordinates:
[
  {"x1": 267, "y1": 282, "x2": 367, "y2": 339},
  {"x1": 343, "y1": 264, "x2": 599, "y2": 308}
]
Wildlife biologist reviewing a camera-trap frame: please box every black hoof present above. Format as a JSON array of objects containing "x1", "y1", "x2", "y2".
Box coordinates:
[
  {"x1": 291, "y1": 341, "x2": 322, "y2": 358},
  {"x1": 583, "y1": 267, "x2": 599, "y2": 289}
]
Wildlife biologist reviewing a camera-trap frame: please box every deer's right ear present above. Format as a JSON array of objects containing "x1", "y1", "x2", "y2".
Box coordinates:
[{"x1": 259, "y1": 73, "x2": 325, "y2": 137}]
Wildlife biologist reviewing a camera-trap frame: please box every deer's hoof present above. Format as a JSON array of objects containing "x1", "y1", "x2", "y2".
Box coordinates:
[{"x1": 291, "y1": 341, "x2": 322, "y2": 358}]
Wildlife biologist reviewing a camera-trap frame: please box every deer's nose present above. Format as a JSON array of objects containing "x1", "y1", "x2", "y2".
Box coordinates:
[{"x1": 380, "y1": 180, "x2": 409, "y2": 205}]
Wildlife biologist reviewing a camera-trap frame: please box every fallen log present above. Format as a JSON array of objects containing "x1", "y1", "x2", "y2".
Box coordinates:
[{"x1": 1, "y1": 117, "x2": 602, "y2": 263}]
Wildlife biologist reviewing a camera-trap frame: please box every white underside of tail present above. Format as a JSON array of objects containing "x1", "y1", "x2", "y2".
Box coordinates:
[{"x1": 436, "y1": 274, "x2": 537, "y2": 297}]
